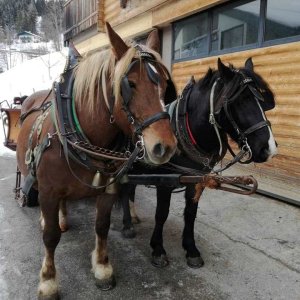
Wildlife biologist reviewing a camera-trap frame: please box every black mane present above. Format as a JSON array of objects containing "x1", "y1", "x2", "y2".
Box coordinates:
[{"x1": 195, "y1": 64, "x2": 274, "y2": 106}]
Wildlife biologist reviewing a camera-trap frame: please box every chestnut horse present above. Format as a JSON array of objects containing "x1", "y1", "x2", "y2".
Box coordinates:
[{"x1": 16, "y1": 23, "x2": 177, "y2": 299}]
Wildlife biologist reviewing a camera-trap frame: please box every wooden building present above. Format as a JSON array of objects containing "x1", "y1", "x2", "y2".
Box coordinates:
[{"x1": 64, "y1": 0, "x2": 300, "y2": 204}]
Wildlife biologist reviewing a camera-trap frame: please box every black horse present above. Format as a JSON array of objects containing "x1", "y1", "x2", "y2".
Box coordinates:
[{"x1": 120, "y1": 57, "x2": 277, "y2": 268}]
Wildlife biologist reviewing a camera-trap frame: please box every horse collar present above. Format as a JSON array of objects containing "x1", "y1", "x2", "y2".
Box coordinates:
[{"x1": 173, "y1": 81, "x2": 222, "y2": 170}]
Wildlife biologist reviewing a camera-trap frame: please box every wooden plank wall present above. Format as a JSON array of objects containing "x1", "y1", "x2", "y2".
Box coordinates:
[
  {"x1": 103, "y1": 0, "x2": 226, "y2": 28},
  {"x1": 64, "y1": 0, "x2": 98, "y2": 40},
  {"x1": 172, "y1": 42, "x2": 300, "y2": 183},
  {"x1": 104, "y1": 0, "x2": 168, "y2": 27}
]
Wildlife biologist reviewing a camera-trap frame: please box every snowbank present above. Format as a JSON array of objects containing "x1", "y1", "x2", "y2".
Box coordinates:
[
  {"x1": 0, "y1": 48, "x2": 68, "y2": 103},
  {"x1": 0, "y1": 48, "x2": 68, "y2": 156}
]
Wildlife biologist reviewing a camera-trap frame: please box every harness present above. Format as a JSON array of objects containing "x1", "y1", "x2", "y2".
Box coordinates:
[
  {"x1": 22, "y1": 45, "x2": 174, "y2": 194},
  {"x1": 166, "y1": 68, "x2": 271, "y2": 175},
  {"x1": 22, "y1": 104, "x2": 53, "y2": 196},
  {"x1": 167, "y1": 79, "x2": 226, "y2": 173}
]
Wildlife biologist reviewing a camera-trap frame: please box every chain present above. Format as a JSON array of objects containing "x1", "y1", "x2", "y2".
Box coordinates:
[{"x1": 70, "y1": 140, "x2": 132, "y2": 161}]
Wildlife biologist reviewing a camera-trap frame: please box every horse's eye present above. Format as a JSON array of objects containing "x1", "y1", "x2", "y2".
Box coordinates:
[{"x1": 128, "y1": 81, "x2": 136, "y2": 88}]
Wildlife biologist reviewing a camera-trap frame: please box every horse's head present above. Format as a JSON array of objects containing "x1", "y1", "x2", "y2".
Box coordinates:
[
  {"x1": 105, "y1": 23, "x2": 177, "y2": 165},
  {"x1": 216, "y1": 58, "x2": 277, "y2": 163}
]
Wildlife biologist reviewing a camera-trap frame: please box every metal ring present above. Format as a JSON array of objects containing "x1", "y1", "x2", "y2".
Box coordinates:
[
  {"x1": 125, "y1": 150, "x2": 131, "y2": 158},
  {"x1": 137, "y1": 148, "x2": 145, "y2": 160},
  {"x1": 241, "y1": 140, "x2": 252, "y2": 162}
]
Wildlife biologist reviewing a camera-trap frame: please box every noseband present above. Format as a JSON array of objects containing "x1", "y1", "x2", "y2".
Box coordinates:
[{"x1": 109, "y1": 50, "x2": 170, "y2": 138}]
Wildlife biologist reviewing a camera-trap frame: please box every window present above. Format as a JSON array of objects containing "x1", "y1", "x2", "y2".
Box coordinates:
[
  {"x1": 212, "y1": 1, "x2": 260, "y2": 51},
  {"x1": 265, "y1": 0, "x2": 300, "y2": 41},
  {"x1": 172, "y1": 0, "x2": 300, "y2": 61},
  {"x1": 174, "y1": 13, "x2": 208, "y2": 60}
]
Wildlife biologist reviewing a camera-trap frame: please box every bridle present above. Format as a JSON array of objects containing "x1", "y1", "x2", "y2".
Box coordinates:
[
  {"x1": 109, "y1": 49, "x2": 170, "y2": 141},
  {"x1": 169, "y1": 67, "x2": 273, "y2": 175},
  {"x1": 213, "y1": 69, "x2": 271, "y2": 167}
]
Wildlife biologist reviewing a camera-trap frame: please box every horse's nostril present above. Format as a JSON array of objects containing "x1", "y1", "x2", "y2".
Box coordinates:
[{"x1": 152, "y1": 143, "x2": 166, "y2": 158}]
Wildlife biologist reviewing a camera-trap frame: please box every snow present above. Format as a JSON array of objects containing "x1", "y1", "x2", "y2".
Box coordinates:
[{"x1": 0, "y1": 47, "x2": 68, "y2": 156}]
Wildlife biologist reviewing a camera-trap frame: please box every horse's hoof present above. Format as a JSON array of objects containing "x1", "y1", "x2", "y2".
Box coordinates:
[
  {"x1": 121, "y1": 227, "x2": 136, "y2": 239},
  {"x1": 186, "y1": 256, "x2": 204, "y2": 268},
  {"x1": 95, "y1": 275, "x2": 116, "y2": 291},
  {"x1": 38, "y1": 292, "x2": 60, "y2": 300},
  {"x1": 151, "y1": 255, "x2": 169, "y2": 268},
  {"x1": 131, "y1": 216, "x2": 141, "y2": 224}
]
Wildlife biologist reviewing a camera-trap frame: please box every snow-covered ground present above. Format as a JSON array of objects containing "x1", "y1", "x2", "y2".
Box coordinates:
[{"x1": 0, "y1": 48, "x2": 68, "y2": 156}]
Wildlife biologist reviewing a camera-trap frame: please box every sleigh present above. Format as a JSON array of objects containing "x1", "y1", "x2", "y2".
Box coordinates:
[
  {"x1": 1, "y1": 98, "x2": 26, "y2": 206},
  {"x1": 0, "y1": 100, "x2": 22, "y2": 151}
]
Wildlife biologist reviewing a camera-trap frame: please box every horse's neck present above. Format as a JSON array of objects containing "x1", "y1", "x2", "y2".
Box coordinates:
[
  {"x1": 187, "y1": 87, "x2": 223, "y2": 154},
  {"x1": 76, "y1": 99, "x2": 119, "y2": 147}
]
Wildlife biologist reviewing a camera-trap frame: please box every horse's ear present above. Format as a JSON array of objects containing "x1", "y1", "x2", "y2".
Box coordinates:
[
  {"x1": 146, "y1": 29, "x2": 160, "y2": 53},
  {"x1": 106, "y1": 22, "x2": 129, "y2": 60},
  {"x1": 245, "y1": 57, "x2": 254, "y2": 71},
  {"x1": 189, "y1": 75, "x2": 196, "y2": 85},
  {"x1": 218, "y1": 58, "x2": 234, "y2": 82}
]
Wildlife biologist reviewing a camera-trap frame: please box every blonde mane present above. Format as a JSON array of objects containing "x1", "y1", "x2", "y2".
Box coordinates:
[{"x1": 73, "y1": 43, "x2": 164, "y2": 116}]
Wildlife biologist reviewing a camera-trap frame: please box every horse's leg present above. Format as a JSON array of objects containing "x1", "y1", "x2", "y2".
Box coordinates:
[
  {"x1": 182, "y1": 184, "x2": 204, "y2": 268},
  {"x1": 150, "y1": 186, "x2": 173, "y2": 268},
  {"x1": 121, "y1": 184, "x2": 136, "y2": 239},
  {"x1": 40, "y1": 200, "x2": 68, "y2": 233},
  {"x1": 129, "y1": 185, "x2": 140, "y2": 224},
  {"x1": 59, "y1": 199, "x2": 68, "y2": 232},
  {"x1": 38, "y1": 196, "x2": 61, "y2": 299},
  {"x1": 92, "y1": 193, "x2": 116, "y2": 290}
]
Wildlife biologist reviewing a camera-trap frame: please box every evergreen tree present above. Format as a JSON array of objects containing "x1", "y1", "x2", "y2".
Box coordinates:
[
  {"x1": 41, "y1": 0, "x2": 65, "y2": 50},
  {"x1": 0, "y1": 0, "x2": 38, "y2": 34},
  {"x1": 35, "y1": 0, "x2": 46, "y2": 16}
]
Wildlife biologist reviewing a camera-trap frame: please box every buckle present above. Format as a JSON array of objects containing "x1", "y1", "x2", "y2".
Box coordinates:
[{"x1": 241, "y1": 78, "x2": 253, "y2": 85}]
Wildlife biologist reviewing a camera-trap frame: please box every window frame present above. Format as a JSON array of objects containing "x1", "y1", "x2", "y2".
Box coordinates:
[{"x1": 172, "y1": 0, "x2": 300, "y2": 63}]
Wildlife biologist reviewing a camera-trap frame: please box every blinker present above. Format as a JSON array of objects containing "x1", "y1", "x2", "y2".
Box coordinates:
[
  {"x1": 121, "y1": 75, "x2": 133, "y2": 105},
  {"x1": 145, "y1": 62, "x2": 160, "y2": 85},
  {"x1": 248, "y1": 85, "x2": 264, "y2": 102}
]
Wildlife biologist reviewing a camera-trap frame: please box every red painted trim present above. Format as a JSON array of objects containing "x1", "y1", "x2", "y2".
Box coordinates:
[{"x1": 186, "y1": 113, "x2": 197, "y2": 145}]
